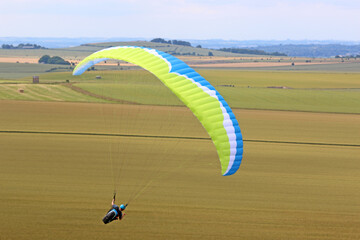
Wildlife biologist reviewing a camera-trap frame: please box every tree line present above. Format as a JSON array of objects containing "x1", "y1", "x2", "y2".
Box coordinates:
[
  {"x1": 151, "y1": 38, "x2": 194, "y2": 47},
  {"x1": 253, "y1": 44, "x2": 360, "y2": 57},
  {"x1": 2, "y1": 43, "x2": 46, "y2": 49},
  {"x1": 335, "y1": 54, "x2": 360, "y2": 59},
  {"x1": 218, "y1": 48, "x2": 287, "y2": 56}
]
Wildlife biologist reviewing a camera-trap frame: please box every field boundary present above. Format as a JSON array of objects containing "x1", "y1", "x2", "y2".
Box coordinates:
[{"x1": 1, "y1": 130, "x2": 359, "y2": 148}]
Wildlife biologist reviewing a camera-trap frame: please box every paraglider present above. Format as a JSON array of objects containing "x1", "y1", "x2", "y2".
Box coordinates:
[
  {"x1": 73, "y1": 46, "x2": 244, "y2": 223},
  {"x1": 102, "y1": 193, "x2": 127, "y2": 224},
  {"x1": 73, "y1": 46, "x2": 243, "y2": 176}
]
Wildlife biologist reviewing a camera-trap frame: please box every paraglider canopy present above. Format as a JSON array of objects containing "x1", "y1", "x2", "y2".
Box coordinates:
[{"x1": 73, "y1": 46, "x2": 243, "y2": 176}]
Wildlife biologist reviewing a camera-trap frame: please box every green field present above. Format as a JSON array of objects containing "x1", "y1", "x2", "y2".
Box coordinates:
[
  {"x1": 1, "y1": 70, "x2": 359, "y2": 113},
  {"x1": 227, "y1": 62, "x2": 360, "y2": 72},
  {"x1": 0, "y1": 62, "x2": 73, "y2": 79},
  {"x1": 0, "y1": 84, "x2": 110, "y2": 102},
  {"x1": 198, "y1": 70, "x2": 360, "y2": 88}
]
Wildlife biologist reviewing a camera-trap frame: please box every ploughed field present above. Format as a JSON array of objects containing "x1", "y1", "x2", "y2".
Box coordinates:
[{"x1": 0, "y1": 69, "x2": 359, "y2": 240}]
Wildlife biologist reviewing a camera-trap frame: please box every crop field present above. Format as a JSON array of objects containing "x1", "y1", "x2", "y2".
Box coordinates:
[
  {"x1": 0, "y1": 64, "x2": 359, "y2": 240},
  {"x1": 0, "y1": 100, "x2": 359, "y2": 240},
  {"x1": 0, "y1": 48, "x2": 93, "y2": 58}
]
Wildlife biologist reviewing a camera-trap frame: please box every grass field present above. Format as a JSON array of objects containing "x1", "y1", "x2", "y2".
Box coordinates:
[
  {"x1": 0, "y1": 84, "x2": 109, "y2": 102},
  {"x1": 1, "y1": 70, "x2": 359, "y2": 113},
  {"x1": 224, "y1": 62, "x2": 360, "y2": 72},
  {"x1": 0, "y1": 100, "x2": 359, "y2": 240},
  {"x1": 73, "y1": 70, "x2": 360, "y2": 114},
  {"x1": 0, "y1": 62, "x2": 73, "y2": 79}
]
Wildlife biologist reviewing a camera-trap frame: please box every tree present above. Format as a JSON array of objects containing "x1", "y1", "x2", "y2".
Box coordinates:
[
  {"x1": 171, "y1": 40, "x2": 191, "y2": 46},
  {"x1": 151, "y1": 38, "x2": 192, "y2": 47},
  {"x1": 39, "y1": 55, "x2": 51, "y2": 63},
  {"x1": 38, "y1": 55, "x2": 70, "y2": 65},
  {"x1": 219, "y1": 48, "x2": 287, "y2": 56},
  {"x1": 150, "y1": 38, "x2": 170, "y2": 44},
  {"x1": 2, "y1": 44, "x2": 14, "y2": 49},
  {"x1": 2, "y1": 43, "x2": 45, "y2": 49}
]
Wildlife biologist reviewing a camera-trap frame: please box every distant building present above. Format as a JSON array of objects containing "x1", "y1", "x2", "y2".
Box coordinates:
[{"x1": 33, "y1": 76, "x2": 39, "y2": 84}]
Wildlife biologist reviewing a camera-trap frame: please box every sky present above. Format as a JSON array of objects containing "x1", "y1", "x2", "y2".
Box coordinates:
[{"x1": 1, "y1": 0, "x2": 360, "y2": 41}]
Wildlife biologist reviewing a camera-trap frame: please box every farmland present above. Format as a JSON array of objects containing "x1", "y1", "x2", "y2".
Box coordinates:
[
  {"x1": 1, "y1": 100, "x2": 359, "y2": 240},
  {"x1": 1, "y1": 70, "x2": 359, "y2": 113},
  {"x1": 1, "y1": 41, "x2": 359, "y2": 79},
  {"x1": 0, "y1": 46, "x2": 359, "y2": 239}
]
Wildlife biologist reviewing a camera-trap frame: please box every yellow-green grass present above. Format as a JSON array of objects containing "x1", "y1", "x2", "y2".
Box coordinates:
[
  {"x1": 77, "y1": 82, "x2": 360, "y2": 113},
  {"x1": 0, "y1": 84, "x2": 109, "y2": 102},
  {"x1": 37, "y1": 70, "x2": 360, "y2": 89},
  {"x1": 42, "y1": 70, "x2": 360, "y2": 113},
  {"x1": 0, "y1": 79, "x2": 29, "y2": 83},
  {"x1": 198, "y1": 70, "x2": 360, "y2": 88},
  {"x1": 226, "y1": 62, "x2": 360, "y2": 72},
  {"x1": 0, "y1": 100, "x2": 359, "y2": 239},
  {"x1": 0, "y1": 62, "x2": 72, "y2": 79},
  {"x1": 76, "y1": 83, "x2": 183, "y2": 105},
  {"x1": 1, "y1": 70, "x2": 359, "y2": 114},
  {"x1": 35, "y1": 70, "x2": 159, "y2": 84},
  {"x1": 219, "y1": 87, "x2": 360, "y2": 113}
]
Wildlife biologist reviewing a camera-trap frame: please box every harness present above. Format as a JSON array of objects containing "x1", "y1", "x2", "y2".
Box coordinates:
[{"x1": 109, "y1": 209, "x2": 118, "y2": 218}]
